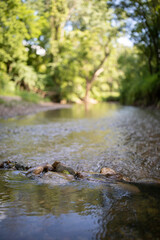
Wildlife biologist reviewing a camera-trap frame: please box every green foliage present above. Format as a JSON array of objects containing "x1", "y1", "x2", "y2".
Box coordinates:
[
  {"x1": 17, "y1": 90, "x2": 43, "y2": 103},
  {"x1": 108, "y1": 0, "x2": 160, "y2": 74},
  {"x1": 48, "y1": 0, "x2": 120, "y2": 102},
  {"x1": 118, "y1": 48, "x2": 160, "y2": 106},
  {"x1": 11, "y1": 62, "x2": 38, "y2": 90},
  {"x1": 0, "y1": 0, "x2": 44, "y2": 96},
  {"x1": 0, "y1": 71, "x2": 15, "y2": 94},
  {"x1": 0, "y1": 0, "x2": 159, "y2": 106},
  {"x1": 0, "y1": 0, "x2": 41, "y2": 64}
]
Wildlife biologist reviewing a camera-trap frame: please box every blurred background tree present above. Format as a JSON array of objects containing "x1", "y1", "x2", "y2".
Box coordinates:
[
  {"x1": 0, "y1": 0, "x2": 159, "y2": 105},
  {"x1": 0, "y1": 0, "x2": 44, "y2": 93},
  {"x1": 108, "y1": 0, "x2": 160, "y2": 105}
]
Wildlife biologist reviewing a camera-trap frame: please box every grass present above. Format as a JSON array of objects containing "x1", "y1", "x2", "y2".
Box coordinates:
[
  {"x1": 17, "y1": 91, "x2": 43, "y2": 103},
  {"x1": 0, "y1": 89, "x2": 51, "y2": 104}
]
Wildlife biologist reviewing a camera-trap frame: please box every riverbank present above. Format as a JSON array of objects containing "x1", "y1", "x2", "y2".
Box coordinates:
[{"x1": 0, "y1": 96, "x2": 71, "y2": 118}]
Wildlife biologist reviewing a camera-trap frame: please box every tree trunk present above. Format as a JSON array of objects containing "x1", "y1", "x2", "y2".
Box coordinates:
[
  {"x1": 83, "y1": 50, "x2": 109, "y2": 103},
  {"x1": 84, "y1": 81, "x2": 92, "y2": 103},
  {"x1": 6, "y1": 61, "x2": 12, "y2": 74}
]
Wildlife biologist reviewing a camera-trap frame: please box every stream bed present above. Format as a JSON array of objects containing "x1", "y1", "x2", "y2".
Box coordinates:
[{"x1": 0, "y1": 103, "x2": 160, "y2": 239}]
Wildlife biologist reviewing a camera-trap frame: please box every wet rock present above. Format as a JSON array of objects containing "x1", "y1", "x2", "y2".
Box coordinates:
[
  {"x1": 121, "y1": 175, "x2": 130, "y2": 182},
  {"x1": 74, "y1": 171, "x2": 84, "y2": 179},
  {"x1": 0, "y1": 160, "x2": 135, "y2": 185},
  {"x1": 0, "y1": 161, "x2": 31, "y2": 171},
  {"x1": 52, "y1": 161, "x2": 76, "y2": 176},
  {"x1": 46, "y1": 164, "x2": 53, "y2": 171},
  {"x1": 0, "y1": 160, "x2": 12, "y2": 169},
  {"x1": 15, "y1": 163, "x2": 30, "y2": 171},
  {"x1": 26, "y1": 166, "x2": 44, "y2": 176},
  {"x1": 108, "y1": 173, "x2": 130, "y2": 182},
  {"x1": 33, "y1": 166, "x2": 47, "y2": 175},
  {"x1": 26, "y1": 163, "x2": 51, "y2": 176},
  {"x1": 100, "y1": 167, "x2": 116, "y2": 176},
  {"x1": 24, "y1": 162, "x2": 131, "y2": 184},
  {"x1": 100, "y1": 167, "x2": 130, "y2": 182},
  {"x1": 39, "y1": 172, "x2": 74, "y2": 185}
]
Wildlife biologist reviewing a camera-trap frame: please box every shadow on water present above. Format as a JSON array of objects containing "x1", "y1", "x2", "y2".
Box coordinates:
[{"x1": 0, "y1": 103, "x2": 160, "y2": 239}]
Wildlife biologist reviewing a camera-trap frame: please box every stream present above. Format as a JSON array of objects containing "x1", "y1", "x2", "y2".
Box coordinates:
[{"x1": 0, "y1": 103, "x2": 160, "y2": 239}]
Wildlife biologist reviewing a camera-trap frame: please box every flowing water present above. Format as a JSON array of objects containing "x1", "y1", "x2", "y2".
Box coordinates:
[{"x1": 0, "y1": 103, "x2": 160, "y2": 240}]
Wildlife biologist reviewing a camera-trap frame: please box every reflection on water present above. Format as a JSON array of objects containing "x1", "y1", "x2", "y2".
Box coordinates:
[
  {"x1": 0, "y1": 103, "x2": 160, "y2": 239},
  {"x1": 0, "y1": 170, "x2": 160, "y2": 240}
]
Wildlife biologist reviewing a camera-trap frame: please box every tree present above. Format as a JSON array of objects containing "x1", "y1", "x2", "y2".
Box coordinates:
[
  {"x1": 74, "y1": 30, "x2": 111, "y2": 102},
  {"x1": 0, "y1": 0, "x2": 122, "y2": 103},
  {"x1": 0, "y1": 0, "x2": 42, "y2": 90},
  {"x1": 69, "y1": 0, "x2": 119, "y2": 102},
  {"x1": 118, "y1": 45, "x2": 160, "y2": 106},
  {"x1": 49, "y1": 0, "x2": 119, "y2": 102},
  {"x1": 108, "y1": 0, "x2": 160, "y2": 75}
]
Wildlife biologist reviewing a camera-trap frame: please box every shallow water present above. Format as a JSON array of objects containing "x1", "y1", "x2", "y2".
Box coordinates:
[{"x1": 0, "y1": 103, "x2": 160, "y2": 239}]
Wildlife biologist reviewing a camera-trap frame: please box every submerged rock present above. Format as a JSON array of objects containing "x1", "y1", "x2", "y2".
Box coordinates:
[
  {"x1": 0, "y1": 160, "x2": 13, "y2": 169},
  {"x1": 78, "y1": 172, "x2": 107, "y2": 183},
  {"x1": 40, "y1": 172, "x2": 75, "y2": 185}
]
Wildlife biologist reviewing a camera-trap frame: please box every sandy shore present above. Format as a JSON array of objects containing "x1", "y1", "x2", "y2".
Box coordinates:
[{"x1": 0, "y1": 96, "x2": 71, "y2": 118}]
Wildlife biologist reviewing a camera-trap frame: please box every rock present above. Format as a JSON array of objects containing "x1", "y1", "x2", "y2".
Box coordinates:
[
  {"x1": 45, "y1": 164, "x2": 53, "y2": 171},
  {"x1": 100, "y1": 167, "x2": 130, "y2": 182},
  {"x1": 39, "y1": 172, "x2": 74, "y2": 185},
  {"x1": 33, "y1": 166, "x2": 45, "y2": 175},
  {"x1": 15, "y1": 163, "x2": 30, "y2": 171},
  {"x1": 26, "y1": 163, "x2": 51, "y2": 176},
  {"x1": 0, "y1": 160, "x2": 12, "y2": 169},
  {"x1": 121, "y1": 175, "x2": 130, "y2": 182},
  {"x1": 0, "y1": 161, "x2": 31, "y2": 171},
  {"x1": 52, "y1": 161, "x2": 76, "y2": 176},
  {"x1": 74, "y1": 171, "x2": 84, "y2": 179},
  {"x1": 26, "y1": 166, "x2": 43, "y2": 176},
  {"x1": 0, "y1": 160, "x2": 133, "y2": 185},
  {"x1": 100, "y1": 167, "x2": 116, "y2": 176}
]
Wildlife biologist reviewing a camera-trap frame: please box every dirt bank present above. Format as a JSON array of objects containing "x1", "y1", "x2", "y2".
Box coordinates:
[{"x1": 0, "y1": 96, "x2": 71, "y2": 118}]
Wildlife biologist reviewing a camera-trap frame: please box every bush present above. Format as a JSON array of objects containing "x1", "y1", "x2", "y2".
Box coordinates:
[
  {"x1": 118, "y1": 48, "x2": 160, "y2": 106},
  {"x1": 12, "y1": 62, "x2": 38, "y2": 90},
  {"x1": 120, "y1": 73, "x2": 160, "y2": 106},
  {"x1": 0, "y1": 71, "x2": 16, "y2": 94},
  {"x1": 17, "y1": 90, "x2": 43, "y2": 103}
]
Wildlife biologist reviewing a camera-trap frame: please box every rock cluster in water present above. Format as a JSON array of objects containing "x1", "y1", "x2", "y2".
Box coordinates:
[
  {"x1": 0, "y1": 160, "x2": 130, "y2": 183},
  {"x1": 1, "y1": 160, "x2": 160, "y2": 194}
]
